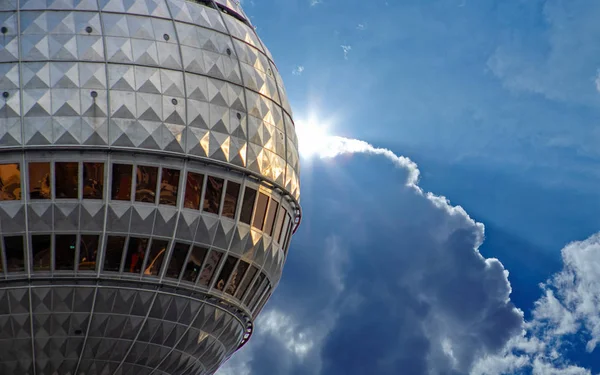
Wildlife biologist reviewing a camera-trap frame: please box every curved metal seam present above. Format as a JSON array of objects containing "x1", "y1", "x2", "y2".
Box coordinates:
[{"x1": 73, "y1": 286, "x2": 99, "y2": 374}]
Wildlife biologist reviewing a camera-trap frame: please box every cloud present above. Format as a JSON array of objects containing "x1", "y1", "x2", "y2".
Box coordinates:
[
  {"x1": 472, "y1": 234, "x2": 600, "y2": 374},
  {"x1": 341, "y1": 45, "x2": 352, "y2": 60},
  {"x1": 310, "y1": 0, "x2": 322, "y2": 6},
  {"x1": 292, "y1": 66, "x2": 305, "y2": 76},
  {"x1": 219, "y1": 135, "x2": 523, "y2": 375},
  {"x1": 356, "y1": 23, "x2": 366, "y2": 31}
]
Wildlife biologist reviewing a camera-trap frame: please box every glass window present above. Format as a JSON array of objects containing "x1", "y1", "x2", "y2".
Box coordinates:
[
  {"x1": 252, "y1": 285, "x2": 272, "y2": 314},
  {"x1": 222, "y1": 181, "x2": 240, "y2": 219},
  {"x1": 0, "y1": 163, "x2": 21, "y2": 201},
  {"x1": 203, "y1": 176, "x2": 224, "y2": 214},
  {"x1": 264, "y1": 200, "x2": 279, "y2": 236},
  {"x1": 215, "y1": 255, "x2": 237, "y2": 291},
  {"x1": 184, "y1": 172, "x2": 204, "y2": 210},
  {"x1": 197, "y1": 250, "x2": 223, "y2": 287},
  {"x1": 31, "y1": 235, "x2": 51, "y2": 271},
  {"x1": 181, "y1": 245, "x2": 208, "y2": 282},
  {"x1": 55, "y1": 162, "x2": 79, "y2": 199},
  {"x1": 123, "y1": 237, "x2": 148, "y2": 273},
  {"x1": 111, "y1": 164, "x2": 132, "y2": 201},
  {"x1": 283, "y1": 214, "x2": 294, "y2": 252},
  {"x1": 4, "y1": 236, "x2": 24, "y2": 272},
  {"x1": 252, "y1": 193, "x2": 269, "y2": 230},
  {"x1": 79, "y1": 235, "x2": 99, "y2": 271},
  {"x1": 103, "y1": 236, "x2": 126, "y2": 272},
  {"x1": 83, "y1": 163, "x2": 104, "y2": 199},
  {"x1": 165, "y1": 242, "x2": 190, "y2": 279},
  {"x1": 277, "y1": 209, "x2": 290, "y2": 244},
  {"x1": 159, "y1": 168, "x2": 180, "y2": 206},
  {"x1": 55, "y1": 234, "x2": 76, "y2": 271},
  {"x1": 235, "y1": 265, "x2": 258, "y2": 300},
  {"x1": 244, "y1": 272, "x2": 266, "y2": 305},
  {"x1": 135, "y1": 166, "x2": 158, "y2": 203},
  {"x1": 29, "y1": 162, "x2": 51, "y2": 199},
  {"x1": 144, "y1": 239, "x2": 168, "y2": 276},
  {"x1": 225, "y1": 260, "x2": 249, "y2": 296},
  {"x1": 250, "y1": 281, "x2": 269, "y2": 312},
  {"x1": 239, "y1": 187, "x2": 256, "y2": 225}
]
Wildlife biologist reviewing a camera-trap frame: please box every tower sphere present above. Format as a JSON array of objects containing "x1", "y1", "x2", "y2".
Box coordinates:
[{"x1": 0, "y1": 0, "x2": 300, "y2": 374}]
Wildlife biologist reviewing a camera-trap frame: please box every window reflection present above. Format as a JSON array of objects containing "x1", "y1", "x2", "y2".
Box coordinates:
[
  {"x1": 276, "y1": 208, "x2": 289, "y2": 244},
  {"x1": 184, "y1": 172, "x2": 204, "y2": 210},
  {"x1": 181, "y1": 245, "x2": 208, "y2": 282},
  {"x1": 79, "y1": 235, "x2": 99, "y2": 271},
  {"x1": 252, "y1": 193, "x2": 269, "y2": 230},
  {"x1": 243, "y1": 272, "x2": 265, "y2": 305},
  {"x1": 0, "y1": 164, "x2": 21, "y2": 201},
  {"x1": 197, "y1": 250, "x2": 223, "y2": 287},
  {"x1": 31, "y1": 235, "x2": 51, "y2": 271},
  {"x1": 55, "y1": 162, "x2": 79, "y2": 199},
  {"x1": 83, "y1": 163, "x2": 104, "y2": 199},
  {"x1": 165, "y1": 242, "x2": 190, "y2": 279},
  {"x1": 225, "y1": 260, "x2": 249, "y2": 296},
  {"x1": 29, "y1": 162, "x2": 51, "y2": 199},
  {"x1": 215, "y1": 255, "x2": 237, "y2": 291},
  {"x1": 4, "y1": 236, "x2": 24, "y2": 272},
  {"x1": 159, "y1": 168, "x2": 180, "y2": 206},
  {"x1": 144, "y1": 239, "x2": 168, "y2": 276},
  {"x1": 264, "y1": 200, "x2": 279, "y2": 236},
  {"x1": 124, "y1": 237, "x2": 148, "y2": 273},
  {"x1": 250, "y1": 281, "x2": 269, "y2": 312},
  {"x1": 222, "y1": 181, "x2": 240, "y2": 219},
  {"x1": 253, "y1": 287, "x2": 272, "y2": 315},
  {"x1": 283, "y1": 213, "x2": 293, "y2": 251},
  {"x1": 104, "y1": 236, "x2": 126, "y2": 272},
  {"x1": 234, "y1": 265, "x2": 258, "y2": 300},
  {"x1": 135, "y1": 166, "x2": 158, "y2": 203},
  {"x1": 55, "y1": 234, "x2": 76, "y2": 271},
  {"x1": 239, "y1": 187, "x2": 256, "y2": 225},
  {"x1": 203, "y1": 176, "x2": 224, "y2": 215},
  {"x1": 111, "y1": 164, "x2": 132, "y2": 201}
]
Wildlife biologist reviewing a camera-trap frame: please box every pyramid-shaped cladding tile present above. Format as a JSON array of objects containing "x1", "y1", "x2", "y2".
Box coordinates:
[
  {"x1": 186, "y1": 127, "x2": 210, "y2": 157},
  {"x1": 229, "y1": 224, "x2": 249, "y2": 255},
  {"x1": 32, "y1": 288, "x2": 53, "y2": 313},
  {"x1": 0, "y1": 117, "x2": 22, "y2": 146},
  {"x1": 24, "y1": 117, "x2": 52, "y2": 144},
  {"x1": 130, "y1": 291, "x2": 154, "y2": 317},
  {"x1": 72, "y1": 288, "x2": 95, "y2": 312},
  {"x1": 109, "y1": 64, "x2": 135, "y2": 91},
  {"x1": 107, "y1": 204, "x2": 131, "y2": 232},
  {"x1": 0, "y1": 315, "x2": 13, "y2": 339},
  {"x1": 80, "y1": 201, "x2": 104, "y2": 231},
  {"x1": 54, "y1": 202, "x2": 80, "y2": 230},
  {"x1": 154, "y1": 206, "x2": 177, "y2": 237},
  {"x1": 28, "y1": 202, "x2": 53, "y2": 231},
  {"x1": 112, "y1": 289, "x2": 136, "y2": 315},
  {"x1": 130, "y1": 205, "x2": 156, "y2": 235},
  {"x1": 187, "y1": 100, "x2": 209, "y2": 128},
  {"x1": 0, "y1": 63, "x2": 19, "y2": 89},
  {"x1": 194, "y1": 214, "x2": 218, "y2": 245},
  {"x1": 164, "y1": 296, "x2": 188, "y2": 323},
  {"x1": 149, "y1": 293, "x2": 172, "y2": 319},
  {"x1": 33, "y1": 314, "x2": 51, "y2": 338},
  {"x1": 176, "y1": 211, "x2": 200, "y2": 241},
  {"x1": 0, "y1": 203, "x2": 25, "y2": 233},
  {"x1": 134, "y1": 65, "x2": 161, "y2": 93},
  {"x1": 88, "y1": 314, "x2": 109, "y2": 338},
  {"x1": 212, "y1": 219, "x2": 235, "y2": 250},
  {"x1": 53, "y1": 117, "x2": 82, "y2": 145},
  {"x1": 106, "y1": 36, "x2": 134, "y2": 63},
  {"x1": 11, "y1": 314, "x2": 32, "y2": 338},
  {"x1": 53, "y1": 288, "x2": 75, "y2": 313},
  {"x1": 208, "y1": 132, "x2": 231, "y2": 162},
  {"x1": 0, "y1": 290, "x2": 10, "y2": 315},
  {"x1": 163, "y1": 123, "x2": 186, "y2": 152},
  {"x1": 137, "y1": 318, "x2": 160, "y2": 343},
  {"x1": 93, "y1": 289, "x2": 117, "y2": 314},
  {"x1": 50, "y1": 61, "x2": 78, "y2": 88}
]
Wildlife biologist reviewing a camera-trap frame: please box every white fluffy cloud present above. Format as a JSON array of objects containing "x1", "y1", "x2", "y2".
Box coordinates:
[{"x1": 219, "y1": 136, "x2": 523, "y2": 375}]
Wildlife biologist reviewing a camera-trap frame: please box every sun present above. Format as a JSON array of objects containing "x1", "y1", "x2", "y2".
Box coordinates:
[{"x1": 295, "y1": 114, "x2": 332, "y2": 159}]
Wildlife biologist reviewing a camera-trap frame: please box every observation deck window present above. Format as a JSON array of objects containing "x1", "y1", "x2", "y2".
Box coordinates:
[
  {"x1": 264, "y1": 200, "x2": 279, "y2": 236},
  {"x1": 31, "y1": 235, "x2": 51, "y2": 271},
  {"x1": 184, "y1": 172, "x2": 205, "y2": 210},
  {"x1": 4, "y1": 236, "x2": 24, "y2": 272},
  {"x1": 55, "y1": 162, "x2": 79, "y2": 199},
  {"x1": 29, "y1": 162, "x2": 51, "y2": 200},
  {"x1": 234, "y1": 265, "x2": 258, "y2": 300},
  {"x1": 215, "y1": 255, "x2": 237, "y2": 291},
  {"x1": 252, "y1": 284, "x2": 271, "y2": 313},
  {"x1": 166, "y1": 242, "x2": 190, "y2": 279},
  {"x1": 0, "y1": 163, "x2": 21, "y2": 201},
  {"x1": 225, "y1": 259, "x2": 249, "y2": 296},
  {"x1": 276, "y1": 208, "x2": 289, "y2": 244},
  {"x1": 159, "y1": 168, "x2": 180, "y2": 206},
  {"x1": 144, "y1": 239, "x2": 168, "y2": 276},
  {"x1": 111, "y1": 164, "x2": 132, "y2": 201},
  {"x1": 83, "y1": 163, "x2": 103, "y2": 200},
  {"x1": 252, "y1": 193, "x2": 269, "y2": 230},
  {"x1": 103, "y1": 236, "x2": 126, "y2": 272},
  {"x1": 124, "y1": 237, "x2": 148, "y2": 273},
  {"x1": 79, "y1": 235, "x2": 99, "y2": 271},
  {"x1": 55, "y1": 234, "x2": 76, "y2": 271},
  {"x1": 244, "y1": 272, "x2": 265, "y2": 306},
  {"x1": 222, "y1": 181, "x2": 240, "y2": 219},
  {"x1": 198, "y1": 249, "x2": 223, "y2": 287},
  {"x1": 182, "y1": 245, "x2": 208, "y2": 282},
  {"x1": 203, "y1": 176, "x2": 224, "y2": 215},
  {"x1": 239, "y1": 187, "x2": 256, "y2": 225},
  {"x1": 135, "y1": 165, "x2": 158, "y2": 203}
]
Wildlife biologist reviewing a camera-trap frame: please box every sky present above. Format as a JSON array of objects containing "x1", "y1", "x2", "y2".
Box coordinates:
[{"x1": 218, "y1": 0, "x2": 600, "y2": 374}]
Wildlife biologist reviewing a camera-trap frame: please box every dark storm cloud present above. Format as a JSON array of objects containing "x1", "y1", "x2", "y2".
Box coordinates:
[{"x1": 219, "y1": 154, "x2": 523, "y2": 375}]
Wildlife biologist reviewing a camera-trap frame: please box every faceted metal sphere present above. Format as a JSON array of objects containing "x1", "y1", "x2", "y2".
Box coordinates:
[{"x1": 0, "y1": 0, "x2": 300, "y2": 374}]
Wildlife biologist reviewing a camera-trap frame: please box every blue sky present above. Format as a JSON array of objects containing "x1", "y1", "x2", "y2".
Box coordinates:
[{"x1": 219, "y1": 1, "x2": 600, "y2": 374}]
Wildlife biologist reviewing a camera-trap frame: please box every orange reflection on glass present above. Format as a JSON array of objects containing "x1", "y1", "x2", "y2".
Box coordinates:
[
  {"x1": 203, "y1": 176, "x2": 224, "y2": 214},
  {"x1": 135, "y1": 166, "x2": 158, "y2": 203},
  {"x1": 79, "y1": 235, "x2": 99, "y2": 271},
  {"x1": 222, "y1": 181, "x2": 240, "y2": 219},
  {"x1": 83, "y1": 163, "x2": 104, "y2": 199},
  {"x1": 0, "y1": 164, "x2": 21, "y2": 201},
  {"x1": 198, "y1": 250, "x2": 223, "y2": 287},
  {"x1": 144, "y1": 239, "x2": 168, "y2": 276},
  {"x1": 124, "y1": 237, "x2": 148, "y2": 273},
  {"x1": 111, "y1": 164, "x2": 132, "y2": 201},
  {"x1": 55, "y1": 162, "x2": 79, "y2": 199},
  {"x1": 184, "y1": 172, "x2": 204, "y2": 210},
  {"x1": 159, "y1": 168, "x2": 180, "y2": 206},
  {"x1": 29, "y1": 162, "x2": 51, "y2": 199}
]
